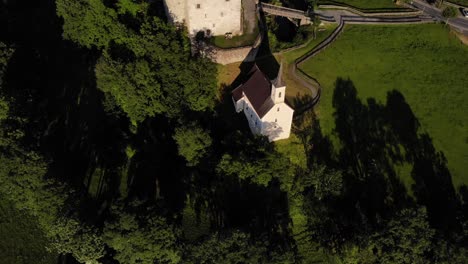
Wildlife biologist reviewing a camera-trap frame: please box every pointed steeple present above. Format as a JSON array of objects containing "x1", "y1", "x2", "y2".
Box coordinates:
[{"x1": 274, "y1": 62, "x2": 284, "y2": 87}]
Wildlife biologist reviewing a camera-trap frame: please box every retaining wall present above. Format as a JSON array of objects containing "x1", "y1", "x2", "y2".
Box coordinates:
[
  {"x1": 210, "y1": 11, "x2": 263, "y2": 65},
  {"x1": 211, "y1": 43, "x2": 259, "y2": 65},
  {"x1": 319, "y1": 4, "x2": 423, "y2": 16}
]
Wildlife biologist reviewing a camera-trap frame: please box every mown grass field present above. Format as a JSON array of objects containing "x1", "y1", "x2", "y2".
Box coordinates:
[
  {"x1": 300, "y1": 24, "x2": 468, "y2": 188},
  {"x1": 0, "y1": 196, "x2": 57, "y2": 264},
  {"x1": 449, "y1": 0, "x2": 468, "y2": 7},
  {"x1": 282, "y1": 24, "x2": 339, "y2": 64}
]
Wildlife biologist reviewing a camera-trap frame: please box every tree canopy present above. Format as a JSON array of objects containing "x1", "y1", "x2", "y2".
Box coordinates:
[
  {"x1": 58, "y1": 0, "x2": 217, "y2": 127},
  {"x1": 103, "y1": 202, "x2": 181, "y2": 264},
  {"x1": 0, "y1": 1, "x2": 467, "y2": 264},
  {"x1": 173, "y1": 123, "x2": 212, "y2": 166}
]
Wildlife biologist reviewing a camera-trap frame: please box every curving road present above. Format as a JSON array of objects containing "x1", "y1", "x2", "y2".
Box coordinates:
[
  {"x1": 282, "y1": 10, "x2": 434, "y2": 115},
  {"x1": 259, "y1": 2, "x2": 468, "y2": 115},
  {"x1": 410, "y1": 0, "x2": 468, "y2": 34}
]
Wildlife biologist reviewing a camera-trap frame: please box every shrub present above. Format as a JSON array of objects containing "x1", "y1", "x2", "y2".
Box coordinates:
[{"x1": 442, "y1": 6, "x2": 457, "y2": 18}]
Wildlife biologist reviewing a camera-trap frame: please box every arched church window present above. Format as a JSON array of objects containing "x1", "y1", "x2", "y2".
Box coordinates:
[{"x1": 279, "y1": 92, "x2": 282, "y2": 98}]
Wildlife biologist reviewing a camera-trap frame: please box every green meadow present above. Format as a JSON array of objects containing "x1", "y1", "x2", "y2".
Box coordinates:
[{"x1": 300, "y1": 24, "x2": 468, "y2": 188}]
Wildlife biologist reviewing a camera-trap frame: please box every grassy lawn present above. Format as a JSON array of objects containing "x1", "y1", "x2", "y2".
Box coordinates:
[
  {"x1": 282, "y1": 23, "x2": 339, "y2": 64},
  {"x1": 0, "y1": 195, "x2": 57, "y2": 264},
  {"x1": 211, "y1": 28, "x2": 259, "y2": 49},
  {"x1": 449, "y1": 0, "x2": 468, "y2": 7},
  {"x1": 299, "y1": 24, "x2": 468, "y2": 188},
  {"x1": 319, "y1": 0, "x2": 407, "y2": 10},
  {"x1": 275, "y1": 133, "x2": 308, "y2": 169},
  {"x1": 216, "y1": 62, "x2": 242, "y2": 87},
  {"x1": 275, "y1": 23, "x2": 340, "y2": 101}
]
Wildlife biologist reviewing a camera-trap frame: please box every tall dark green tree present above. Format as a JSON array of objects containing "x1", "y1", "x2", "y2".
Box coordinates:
[
  {"x1": 217, "y1": 150, "x2": 293, "y2": 187},
  {"x1": 342, "y1": 207, "x2": 435, "y2": 264},
  {"x1": 58, "y1": 0, "x2": 217, "y2": 127},
  {"x1": 173, "y1": 122, "x2": 212, "y2": 166},
  {"x1": 56, "y1": 0, "x2": 128, "y2": 49},
  {"x1": 103, "y1": 202, "x2": 181, "y2": 263}
]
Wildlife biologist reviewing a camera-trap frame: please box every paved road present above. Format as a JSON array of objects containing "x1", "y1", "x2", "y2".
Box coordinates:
[
  {"x1": 261, "y1": 3, "x2": 435, "y2": 24},
  {"x1": 258, "y1": 2, "x2": 468, "y2": 114},
  {"x1": 411, "y1": 0, "x2": 468, "y2": 34}
]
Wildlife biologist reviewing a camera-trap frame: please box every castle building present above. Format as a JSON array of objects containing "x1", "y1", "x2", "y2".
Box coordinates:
[
  {"x1": 163, "y1": 0, "x2": 242, "y2": 36},
  {"x1": 232, "y1": 64, "x2": 294, "y2": 141}
]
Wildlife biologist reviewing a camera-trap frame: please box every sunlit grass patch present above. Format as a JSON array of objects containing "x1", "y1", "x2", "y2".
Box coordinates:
[{"x1": 300, "y1": 24, "x2": 468, "y2": 187}]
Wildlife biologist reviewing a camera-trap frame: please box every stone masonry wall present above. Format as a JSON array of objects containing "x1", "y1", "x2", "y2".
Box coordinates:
[{"x1": 164, "y1": 0, "x2": 242, "y2": 36}]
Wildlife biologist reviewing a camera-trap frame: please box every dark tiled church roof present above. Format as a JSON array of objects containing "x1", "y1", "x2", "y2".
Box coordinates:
[{"x1": 231, "y1": 64, "x2": 273, "y2": 118}]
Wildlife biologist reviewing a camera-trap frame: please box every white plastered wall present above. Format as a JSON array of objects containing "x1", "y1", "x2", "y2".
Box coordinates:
[
  {"x1": 270, "y1": 84, "x2": 286, "y2": 104},
  {"x1": 233, "y1": 97, "x2": 244, "y2": 113},
  {"x1": 163, "y1": 0, "x2": 187, "y2": 24},
  {"x1": 242, "y1": 96, "x2": 262, "y2": 135},
  {"x1": 186, "y1": 0, "x2": 242, "y2": 36},
  {"x1": 261, "y1": 103, "x2": 294, "y2": 141}
]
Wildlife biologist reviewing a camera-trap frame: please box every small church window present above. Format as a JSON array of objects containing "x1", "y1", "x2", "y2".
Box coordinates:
[
  {"x1": 255, "y1": 121, "x2": 257, "y2": 126},
  {"x1": 196, "y1": 4, "x2": 200, "y2": 8},
  {"x1": 279, "y1": 92, "x2": 282, "y2": 98},
  {"x1": 275, "y1": 118, "x2": 277, "y2": 122},
  {"x1": 277, "y1": 107, "x2": 280, "y2": 112},
  {"x1": 250, "y1": 114, "x2": 252, "y2": 118}
]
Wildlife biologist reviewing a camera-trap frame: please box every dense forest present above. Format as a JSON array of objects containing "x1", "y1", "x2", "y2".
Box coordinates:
[{"x1": 0, "y1": 0, "x2": 467, "y2": 263}]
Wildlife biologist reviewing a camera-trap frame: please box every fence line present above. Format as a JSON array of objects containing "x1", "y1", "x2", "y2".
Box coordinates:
[
  {"x1": 291, "y1": 12, "x2": 433, "y2": 116},
  {"x1": 445, "y1": 1, "x2": 468, "y2": 8}
]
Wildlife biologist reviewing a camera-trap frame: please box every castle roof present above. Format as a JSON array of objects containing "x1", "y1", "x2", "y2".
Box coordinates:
[{"x1": 232, "y1": 64, "x2": 274, "y2": 118}]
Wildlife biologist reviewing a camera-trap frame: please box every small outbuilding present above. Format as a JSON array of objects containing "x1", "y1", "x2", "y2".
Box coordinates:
[{"x1": 232, "y1": 64, "x2": 294, "y2": 141}]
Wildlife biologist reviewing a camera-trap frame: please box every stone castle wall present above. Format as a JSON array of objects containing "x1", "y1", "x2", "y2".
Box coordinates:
[
  {"x1": 164, "y1": 0, "x2": 242, "y2": 36},
  {"x1": 212, "y1": 46, "x2": 257, "y2": 65}
]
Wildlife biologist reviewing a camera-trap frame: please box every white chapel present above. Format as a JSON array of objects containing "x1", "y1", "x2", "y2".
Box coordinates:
[{"x1": 232, "y1": 64, "x2": 294, "y2": 141}]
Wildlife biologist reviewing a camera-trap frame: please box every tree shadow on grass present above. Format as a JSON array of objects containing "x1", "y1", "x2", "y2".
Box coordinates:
[
  {"x1": 3, "y1": 44, "x2": 131, "y2": 220},
  {"x1": 301, "y1": 77, "x2": 465, "y2": 247},
  {"x1": 1, "y1": 0, "x2": 131, "y2": 225},
  {"x1": 173, "y1": 82, "x2": 295, "y2": 248}
]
